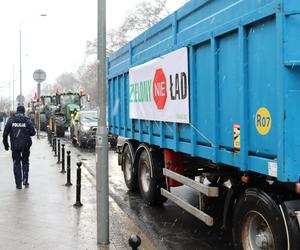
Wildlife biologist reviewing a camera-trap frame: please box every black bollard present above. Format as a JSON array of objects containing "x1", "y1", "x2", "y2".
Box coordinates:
[
  {"x1": 57, "y1": 139, "x2": 61, "y2": 164},
  {"x1": 65, "y1": 151, "x2": 72, "y2": 186},
  {"x1": 48, "y1": 129, "x2": 53, "y2": 144},
  {"x1": 52, "y1": 136, "x2": 56, "y2": 152},
  {"x1": 54, "y1": 137, "x2": 57, "y2": 157},
  {"x1": 49, "y1": 130, "x2": 51, "y2": 144},
  {"x1": 52, "y1": 134, "x2": 55, "y2": 151},
  {"x1": 73, "y1": 162, "x2": 83, "y2": 207},
  {"x1": 47, "y1": 129, "x2": 50, "y2": 143},
  {"x1": 60, "y1": 144, "x2": 66, "y2": 173},
  {"x1": 129, "y1": 235, "x2": 141, "y2": 250}
]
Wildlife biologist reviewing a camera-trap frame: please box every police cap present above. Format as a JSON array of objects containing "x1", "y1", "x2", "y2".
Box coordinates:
[{"x1": 17, "y1": 105, "x2": 25, "y2": 113}]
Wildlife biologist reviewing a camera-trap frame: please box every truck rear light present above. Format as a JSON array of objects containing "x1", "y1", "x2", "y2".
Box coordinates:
[
  {"x1": 295, "y1": 183, "x2": 300, "y2": 194},
  {"x1": 241, "y1": 175, "x2": 249, "y2": 184}
]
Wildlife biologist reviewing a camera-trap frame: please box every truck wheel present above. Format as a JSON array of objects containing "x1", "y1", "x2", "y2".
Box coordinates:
[
  {"x1": 138, "y1": 149, "x2": 167, "y2": 205},
  {"x1": 122, "y1": 145, "x2": 138, "y2": 191},
  {"x1": 55, "y1": 115, "x2": 65, "y2": 137},
  {"x1": 232, "y1": 189, "x2": 287, "y2": 250}
]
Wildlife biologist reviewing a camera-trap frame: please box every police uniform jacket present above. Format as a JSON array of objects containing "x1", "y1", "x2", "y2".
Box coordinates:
[{"x1": 3, "y1": 112, "x2": 36, "y2": 151}]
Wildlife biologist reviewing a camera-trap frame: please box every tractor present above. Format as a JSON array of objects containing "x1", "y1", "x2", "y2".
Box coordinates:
[
  {"x1": 39, "y1": 95, "x2": 56, "y2": 131},
  {"x1": 50, "y1": 91, "x2": 86, "y2": 137},
  {"x1": 27, "y1": 100, "x2": 38, "y2": 125}
]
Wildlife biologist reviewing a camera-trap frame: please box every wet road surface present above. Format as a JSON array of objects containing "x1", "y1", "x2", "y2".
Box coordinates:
[{"x1": 62, "y1": 137, "x2": 233, "y2": 250}]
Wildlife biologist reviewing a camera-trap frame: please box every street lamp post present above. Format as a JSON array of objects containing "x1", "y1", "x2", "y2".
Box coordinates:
[{"x1": 19, "y1": 14, "x2": 47, "y2": 105}]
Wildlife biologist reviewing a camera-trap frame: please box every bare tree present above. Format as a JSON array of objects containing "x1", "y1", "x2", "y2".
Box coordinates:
[
  {"x1": 41, "y1": 83, "x2": 56, "y2": 96},
  {"x1": 106, "y1": 28, "x2": 130, "y2": 55},
  {"x1": 123, "y1": 0, "x2": 169, "y2": 34},
  {"x1": 81, "y1": 0, "x2": 187, "y2": 104},
  {"x1": 86, "y1": 0, "x2": 170, "y2": 56},
  {"x1": 55, "y1": 72, "x2": 80, "y2": 92},
  {"x1": 0, "y1": 97, "x2": 10, "y2": 112},
  {"x1": 77, "y1": 63, "x2": 97, "y2": 106}
]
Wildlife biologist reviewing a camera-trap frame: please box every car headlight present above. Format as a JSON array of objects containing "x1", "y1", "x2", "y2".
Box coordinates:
[{"x1": 82, "y1": 125, "x2": 90, "y2": 131}]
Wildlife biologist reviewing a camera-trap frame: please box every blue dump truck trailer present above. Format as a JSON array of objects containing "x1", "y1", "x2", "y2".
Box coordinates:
[{"x1": 108, "y1": 0, "x2": 300, "y2": 248}]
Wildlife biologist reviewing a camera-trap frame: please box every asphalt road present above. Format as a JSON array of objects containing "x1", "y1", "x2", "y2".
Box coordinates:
[{"x1": 61, "y1": 136, "x2": 233, "y2": 250}]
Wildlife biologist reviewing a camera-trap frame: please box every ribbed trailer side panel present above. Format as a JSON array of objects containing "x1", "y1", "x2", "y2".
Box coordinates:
[{"x1": 108, "y1": 0, "x2": 300, "y2": 182}]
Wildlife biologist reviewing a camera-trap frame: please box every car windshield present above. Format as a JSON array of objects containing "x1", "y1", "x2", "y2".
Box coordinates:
[
  {"x1": 80, "y1": 111, "x2": 97, "y2": 123},
  {"x1": 61, "y1": 94, "x2": 80, "y2": 106}
]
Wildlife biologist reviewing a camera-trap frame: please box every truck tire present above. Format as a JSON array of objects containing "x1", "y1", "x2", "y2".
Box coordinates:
[
  {"x1": 122, "y1": 144, "x2": 138, "y2": 191},
  {"x1": 55, "y1": 115, "x2": 65, "y2": 137},
  {"x1": 232, "y1": 189, "x2": 287, "y2": 250},
  {"x1": 138, "y1": 149, "x2": 167, "y2": 205},
  {"x1": 40, "y1": 113, "x2": 47, "y2": 131}
]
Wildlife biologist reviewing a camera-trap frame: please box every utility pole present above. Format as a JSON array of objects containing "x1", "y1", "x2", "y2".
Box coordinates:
[{"x1": 96, "y1": 0, "x2": 109, "y2": 245}]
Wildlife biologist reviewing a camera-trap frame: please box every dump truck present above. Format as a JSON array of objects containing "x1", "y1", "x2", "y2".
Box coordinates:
[{"x1": 108, "y1": 0, "x2": 300, "y2": 249}]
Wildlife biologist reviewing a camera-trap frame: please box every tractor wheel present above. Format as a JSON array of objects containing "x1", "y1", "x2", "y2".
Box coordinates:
[
  {"x1": 55, "y1": 115, "x2": 66, "y2": 137},
  {"x1": 78, "y1": 134, "x2": 86, "y2": 148},
  {"x1": 40, "y1": 113, "x2": 47, "y2": 131},
  {"x1": 70, "y1": 126, "x2": 77, "y2": 144},
  {"x1": 30, "y1": 113, "x2": 35, "y2": 124}
]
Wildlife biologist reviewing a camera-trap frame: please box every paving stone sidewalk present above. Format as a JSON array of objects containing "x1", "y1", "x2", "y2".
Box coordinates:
[{"x1": 0, "y1": 134, "x2": 155, "y2": 250}]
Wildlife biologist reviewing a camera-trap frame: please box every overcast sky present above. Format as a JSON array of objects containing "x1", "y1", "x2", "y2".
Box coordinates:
[{"x1": 0, "y1": 0, "x2": 186, "y2": 101}]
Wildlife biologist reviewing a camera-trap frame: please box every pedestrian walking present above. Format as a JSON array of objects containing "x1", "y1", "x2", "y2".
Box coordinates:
[{"x1": 2, "y1": 106, "x2": 36, "y2": 189}]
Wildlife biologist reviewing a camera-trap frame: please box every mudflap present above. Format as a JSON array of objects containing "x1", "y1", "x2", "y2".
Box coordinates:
[{"x1": 280, "y1": 200, "x2": 300, "y2": 249}]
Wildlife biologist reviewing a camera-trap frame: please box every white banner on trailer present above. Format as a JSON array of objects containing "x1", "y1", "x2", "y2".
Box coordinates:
[{"x1": 129, "y1": 47, "x2": 189, "y2": 123}]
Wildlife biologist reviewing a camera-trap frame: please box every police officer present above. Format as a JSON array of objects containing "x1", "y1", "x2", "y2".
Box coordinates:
[
  {"x1": 0, "y1": 111, "x2": 4, "y2": 131},
  {"x1": 3, "y1": 105, "x2": 36, "y2": 189}
]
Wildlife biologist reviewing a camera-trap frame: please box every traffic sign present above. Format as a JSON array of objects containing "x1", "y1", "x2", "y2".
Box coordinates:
[
  {"x1": 152, "y1": 68, "x2": 167, "y2": 110},
  {"x1": 33, "y1": 69, "x2": 47, "y2": 83},
  {"x1": 16, "y1": 94, "x2": 25, "y2": 104}
]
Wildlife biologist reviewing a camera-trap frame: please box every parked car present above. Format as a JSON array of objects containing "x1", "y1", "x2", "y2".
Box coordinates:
[{"x1": 71, "y1": 110, "x2": 97, "y2": 148}]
